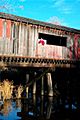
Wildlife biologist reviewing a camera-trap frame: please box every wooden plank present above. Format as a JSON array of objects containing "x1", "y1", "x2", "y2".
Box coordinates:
[
  {"x1": 3, "y1": 20, "x2": 6, "y2": 54},
  {"x1": 0, "y1": 19, "x2": 3, "y2": 37},
  {"x1": 30, "y1": 26, "x2": 34, "y2": 57},
  {"x1": 34, "y1": 25, "x2": 38, "y2": 57},
  {"x1": 23, "y1": 24, "x2": 28, "y2": 56},
  {"x1": 18, "y1": 23, "x2": 22, "y2": 55},
  {"x1": 5, "y1": 20, "x2": 11, "y2": 54},
  {"x1": 6, "y1": 20, "x2": 11, "y2": 38},
  {"x1": 21, "y1": 23, "x2": 24, "y2": 56},
  {"x1": 28, "y1": 24, "x2": 32, "y2": 56}
]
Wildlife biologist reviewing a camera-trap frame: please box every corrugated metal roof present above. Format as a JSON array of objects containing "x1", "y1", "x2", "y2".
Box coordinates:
[{"x1": 0, "y1": 12, "x2": 80, "y2": 34}]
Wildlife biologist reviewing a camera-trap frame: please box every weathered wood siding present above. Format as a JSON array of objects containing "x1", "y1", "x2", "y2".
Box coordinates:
[{"x1": 0, "y1": 17, "x2": 80, "y2": 60}]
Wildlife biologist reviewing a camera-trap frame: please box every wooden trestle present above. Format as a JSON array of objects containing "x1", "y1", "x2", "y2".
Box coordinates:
[{"x1": 0, "y1": 55, "x2": 77, "y2": 68}]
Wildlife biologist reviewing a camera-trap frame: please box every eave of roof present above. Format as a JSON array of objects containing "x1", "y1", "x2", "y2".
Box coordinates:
[{"x1": 0, "y1": 12, "x2": 80, "y2": 34}]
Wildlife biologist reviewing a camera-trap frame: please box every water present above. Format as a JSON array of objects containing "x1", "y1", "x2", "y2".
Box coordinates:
[{"x1": 0, "y1": 94, "x2": 80, "y2": 120}]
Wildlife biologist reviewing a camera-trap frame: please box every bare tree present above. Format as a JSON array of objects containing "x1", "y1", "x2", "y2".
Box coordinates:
[
  {"x1": 0, "y1": 0, "x2": 10, "y2": 10},
  {"x1": 48, "y1": 16, "x2": 61, "y2": 25},
  {"x1": 0, "y1": 0, "x2": 24, "y2": 12}
]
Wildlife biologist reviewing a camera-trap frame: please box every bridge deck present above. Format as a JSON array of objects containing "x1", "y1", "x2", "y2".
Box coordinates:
[{"x1": 0, "y1": 55, "x2": 77, "y2": 68}]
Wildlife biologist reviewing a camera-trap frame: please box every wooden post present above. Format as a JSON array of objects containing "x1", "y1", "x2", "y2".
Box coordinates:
[
  {"x1": 47, "y1": 73, "x2": 53, "y2": 96},
  {"x1": 33, "y1": 72, "x2": 37, "y2": 94},
  {"x1": 41, "y1": 76, "x2": 44, "y2": 95},
  {"x1": 26, "y1": 74, "x2": 29, "y2": 98},
  {"x1": 33, "y1": 81, "x2": 36, "y2": 94}
]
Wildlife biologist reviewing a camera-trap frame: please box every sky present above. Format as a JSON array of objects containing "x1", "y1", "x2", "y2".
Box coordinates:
[{"x1": 0, "y1": 0, "x2": 80, "y2": 30}]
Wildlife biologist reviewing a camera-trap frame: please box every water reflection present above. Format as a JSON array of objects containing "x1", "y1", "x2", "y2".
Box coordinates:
[
  {"x1": 0, "y1": 95, "x2": 80, "y2": 120},
  {"x1": 0, "y1": 99, "x2": 21, "y2": 120}
]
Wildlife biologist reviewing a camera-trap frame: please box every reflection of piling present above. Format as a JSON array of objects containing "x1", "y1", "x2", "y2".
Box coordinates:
[
  {"x1": 33, "y1": 95, "x2": 37, "y2": 115},
  {"x1": 46, "y1": 97, "x2": 53, "y2": 119},
  {"x1": 40, "y1": 96, "x2": 44, "y2": 116}
]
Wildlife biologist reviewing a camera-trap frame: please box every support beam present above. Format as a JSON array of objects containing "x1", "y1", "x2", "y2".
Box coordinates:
[
  {"x1": 33, "y1": 72, "x2": 37, "y2": 94},
  {"x1": 26, "y1": 74, "x2": 29, "y2": 98},
  {"x1": 47, "y1": 73, "x2": 53, "y2": 96},
  {"x1": 41, "y1": 76, "x2": 44, "y2": 95}
]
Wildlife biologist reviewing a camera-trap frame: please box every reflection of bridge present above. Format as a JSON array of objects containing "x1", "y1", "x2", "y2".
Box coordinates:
[
  {"x1": 0, "y1": 95, "x2": 79, "y2": 120},
  {"x1": 17, "y1": 95, "x2": 80, "y2": 120}
]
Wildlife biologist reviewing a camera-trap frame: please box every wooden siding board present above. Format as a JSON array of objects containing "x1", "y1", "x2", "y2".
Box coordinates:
[
  {"x1": 28, "y1": 25, "x2": 31, "y2": 56},
  {"x1": 6, "y1": 20, "x2": 11, "y2": 38},
  {"x1": 31, "y1": 26, "x2": 35, "y2": 57},
  {"x1": 23, "y1": 24, "x2": 27, "y2": 56},
  {"x1": 2, "y1": 20, "x2": 6, "y2": 54},
  {"x1": 21, "y1": 24, "x2": 25, "y2": 56},
  {"x1": 6, "y1": 20, "x2": 11, "y2": 55},
  {"x1": 0, "y1": 39, "x2": 3, "y2": 54},
  {"x1": 34, "y1": 26, "x2": 38, "y2": 57},
  {"x1": 0, "y1": 19, "x2": 3, "y2": 37},
  {"x1": 18, "y1": 23, "x2": 22, "y2": 55}
]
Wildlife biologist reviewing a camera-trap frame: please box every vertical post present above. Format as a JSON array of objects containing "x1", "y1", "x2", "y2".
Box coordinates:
[
  {"x1": 41, "y1": 76, "x2": 44, "y2": 95},
  {"x1": 47, "y1": 73, "x2": 53, "y2": 96},
  {"x1": 33, "y1": 72, "x2": 37, "y2": 94},
  {"x1": 26, "y1": 74, "x2": 29, "y2": 98}
]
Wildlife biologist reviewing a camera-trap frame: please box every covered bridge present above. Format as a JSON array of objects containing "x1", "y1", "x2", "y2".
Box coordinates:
[{"x1": 0, "y1": 12, "x2": 80, "y2": 68}]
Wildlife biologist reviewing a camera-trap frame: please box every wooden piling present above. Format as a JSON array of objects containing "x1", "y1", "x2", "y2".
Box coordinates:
[{"x1": 47, "y1": 73, "x2": 53, "y2": 96}]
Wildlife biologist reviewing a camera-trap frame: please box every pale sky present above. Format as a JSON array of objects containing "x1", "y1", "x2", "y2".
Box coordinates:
[{"x1": 0, "y1": 0, "x2": 80, "y2": 30}]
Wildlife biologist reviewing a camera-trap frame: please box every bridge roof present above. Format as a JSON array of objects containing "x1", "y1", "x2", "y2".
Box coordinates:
[{"x1": 0, "y1": 12, "x2": 80, "y2": 34}]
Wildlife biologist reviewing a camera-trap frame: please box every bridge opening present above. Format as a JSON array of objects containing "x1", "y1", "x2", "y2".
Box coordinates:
[{"x1": 39, "y1": 33, "x2": 67, "y2": 47}]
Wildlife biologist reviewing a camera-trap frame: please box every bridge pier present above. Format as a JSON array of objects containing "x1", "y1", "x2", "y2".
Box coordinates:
[{"x1": 47, "y1": 73, "x2": 53, "y2": 96}]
